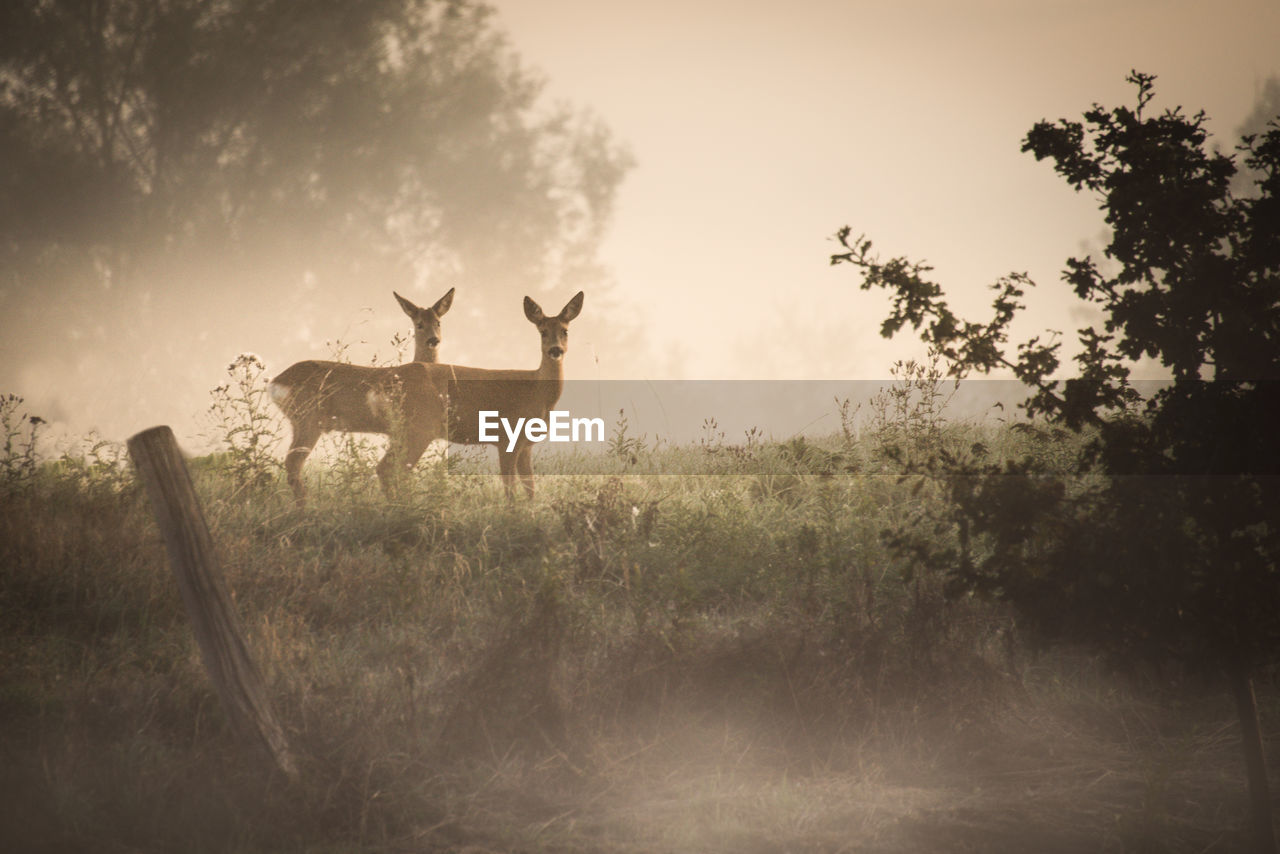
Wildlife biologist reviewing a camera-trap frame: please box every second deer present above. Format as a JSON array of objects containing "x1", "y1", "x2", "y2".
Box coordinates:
[
  {"x1": 269, "y1": 287, "x2": 454, "y2": 505},
  {"x1": 390, "y1": 291, "x2": 584, "y2": 498}
]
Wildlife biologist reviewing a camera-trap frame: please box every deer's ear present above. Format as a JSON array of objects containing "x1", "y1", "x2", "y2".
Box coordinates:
[
  {"x1": 394, "y1": 291, "x2": 421, "y2": 318},
  {"x1": 524, "y1": 296, "x2": 546, "y2": 323},
  {"x1": 558, "y1": 291, "x2": 584, "y2": 322},
  {"x1": 432, "y1": 287, "x2": 455, "y2": 317}
]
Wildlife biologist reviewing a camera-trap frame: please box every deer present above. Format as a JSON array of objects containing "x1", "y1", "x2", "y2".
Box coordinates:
[
  {"x1": 269, "y1": 287, "x2": 454, "y2": 506},
  {"x1": 387, "y1": 291, "x2": 584, "y2": 498}
]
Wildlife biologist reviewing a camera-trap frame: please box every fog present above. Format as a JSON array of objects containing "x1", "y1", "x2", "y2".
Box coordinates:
[{"x1": 2, "y1": 0, "x2": 1277, "y2": 451}]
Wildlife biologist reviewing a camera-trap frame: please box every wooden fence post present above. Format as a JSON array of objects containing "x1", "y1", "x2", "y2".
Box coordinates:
[{"x1": 128, "y1": 425, "x2": 298, "y2": 781}]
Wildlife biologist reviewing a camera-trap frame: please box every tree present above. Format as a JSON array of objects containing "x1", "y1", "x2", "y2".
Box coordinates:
[
  {"x1": 1234, "y1": 75, "x2": 1280, "y2": 196},
  {"x1": 0, "y1": 0, "x2": 632, "y2": 435},
  {"x1": 831, "y1": 72, "x2": 1280, "y2": 851},
  {"x1": 1, "y1": 0, "x2": 631, "y2": 289}
]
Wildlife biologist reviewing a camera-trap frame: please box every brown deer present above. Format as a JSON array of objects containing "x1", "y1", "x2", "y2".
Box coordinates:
[
  {"x1": 389, "y1": 291, "x2": 584, "y2": 498},
  {"x1": 269, "y1": 288, "x2": 453, "y2": 505},
  {"x1": 395, "y1": 288, "x2": 454, "y2": 363}
]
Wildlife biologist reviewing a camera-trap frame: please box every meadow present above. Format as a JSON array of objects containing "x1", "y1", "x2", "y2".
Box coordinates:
[{"x1": 0, "y1": 359, "x2": 1272, "y2": 853}]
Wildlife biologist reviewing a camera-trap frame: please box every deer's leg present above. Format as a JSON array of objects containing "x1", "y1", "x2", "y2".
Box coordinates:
[
  {"x1": 376, "y1": 443, "x2": 400, "y2": 497},
  {"x1": 378, "y1": 377, "x2": 448, "y2": 498},
  {"x1": 378, "y1": 424, "x2": 433, "y2": 498},
  {"x1": 498, "y1": 447, "x2": 519, "y2": 497},
  {"x1": 515, "y1": 443, "x2": 534, "y2": 498},
  {"x1": 285, "y1": 419, "x2": 321, "y2": 507}
]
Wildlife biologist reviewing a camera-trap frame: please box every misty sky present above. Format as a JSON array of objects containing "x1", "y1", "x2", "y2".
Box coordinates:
[
  {"x1": 496, "y1": 0, "x2": 1280, "y2": 377},
  {"x1": 3, "y1": 0, "x2": 1279, "y2": 448}
]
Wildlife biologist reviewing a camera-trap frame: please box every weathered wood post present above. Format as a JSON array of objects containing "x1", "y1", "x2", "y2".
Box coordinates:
[{"x1": 128, "y1": 425, "x2": 298, "y2": 781}]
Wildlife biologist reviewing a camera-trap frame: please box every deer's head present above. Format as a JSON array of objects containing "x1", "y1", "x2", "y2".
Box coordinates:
[
  {"x1": 395, "y1": 287, "x2": 455, "y2": 363},
  {"x1": 524, "y1": 291, "x2": 584, "y2": 363}
]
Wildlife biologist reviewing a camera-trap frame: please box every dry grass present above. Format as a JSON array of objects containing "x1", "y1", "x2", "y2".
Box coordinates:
[{"x1": 0, "y1": 410, "x2": 1275, "y2": 852}]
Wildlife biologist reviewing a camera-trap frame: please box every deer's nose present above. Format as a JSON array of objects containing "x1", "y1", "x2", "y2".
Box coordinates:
[
  {"x1": 548, "y1": 346, "x2": 565, "y2": 359},
  {"x1": 425, "y1": 337, "x2": 440, "y2": 348}
]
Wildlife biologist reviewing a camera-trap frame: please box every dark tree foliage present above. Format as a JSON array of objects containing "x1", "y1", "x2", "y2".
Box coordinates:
[
  {"x1": 832, "y1": 72, "x2": 1279, "y2": 850},
  {"x1": 0, "y1": 0, "x2": 631, "y2": 300},
  {"x1": 1233, "y1": 75, "x2": 1280, "y2": 196}
]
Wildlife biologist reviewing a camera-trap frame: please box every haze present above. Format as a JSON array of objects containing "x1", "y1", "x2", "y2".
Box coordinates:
[{"x1": 2, "y1": 0, "x2": 1277, "y2": 449}]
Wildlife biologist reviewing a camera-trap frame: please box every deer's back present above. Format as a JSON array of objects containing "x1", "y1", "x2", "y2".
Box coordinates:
[
  {"x1": 270, "y1": 360, "x2": 440, "y2": 434},
  {"x1": 425, "y1": 364, "x2": 562, "y2": 445}
]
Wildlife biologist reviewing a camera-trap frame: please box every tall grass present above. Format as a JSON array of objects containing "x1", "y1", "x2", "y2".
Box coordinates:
[{"x1": 0, "y1": 358, "x2": 1261, "y2": 853}]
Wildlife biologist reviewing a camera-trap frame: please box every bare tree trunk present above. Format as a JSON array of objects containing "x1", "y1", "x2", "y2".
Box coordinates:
[
  {"x1": 1229, "y1": 662, "x2": 1276, "y2": 854},
  {"x1": 128, "y1": 425, "x2": 298, "y2": 781}
]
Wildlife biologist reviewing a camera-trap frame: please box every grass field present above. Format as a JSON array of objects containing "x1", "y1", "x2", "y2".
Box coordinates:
[{"x1": 1, "y1": 370, "x2": 1274, "y2": 852}]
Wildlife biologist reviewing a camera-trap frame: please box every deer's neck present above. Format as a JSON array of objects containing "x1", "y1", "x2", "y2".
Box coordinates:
[{"x1": 536, "y1": 356, "x2": 565, "y2": 404}]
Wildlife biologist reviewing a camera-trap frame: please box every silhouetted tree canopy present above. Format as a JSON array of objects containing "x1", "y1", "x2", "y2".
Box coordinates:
[
  {"x1": 0, "y1": 0, "x2": 631, "y2": 301},
  {"x1": 834, "y1": 71, "x2": 1280, "y2": 668},
  {"x1": 1233, "y1": 75, "x2": 1280, "y2": 195},
  {"x1": 833, "y1": 72, "x2": 1280, "y2": 850}
]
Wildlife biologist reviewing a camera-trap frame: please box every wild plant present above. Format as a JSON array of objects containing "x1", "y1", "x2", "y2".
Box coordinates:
[
  {"x1": 699, "y1": 416, "x2": 725, "y2": 455},
  {"x1": 607, "y1": 408, "x2": 647, "y2": 466},
  {"x1": 835, "y1": 395, "x2": 862, "y2": 457},
  {"x1": 53, "y1": 433, "x2": 132, "y2": 499},
  {"x1": 697, "y1": 416, "x2": 759, "y2": 472},
  {"x1": 205, "y1": 353, "x2": 284, "y2": 493},
  {"x1": 867, "y1": 350, "x2": 963, "y2": 472},
  {"x1": 309, "y1": 333, "x2": 395, "y2": 496},
  {"x1": 369, "y1": 329, "x2": 412, "y2": 367},
  {"x1": 554, "y1": 476, "x2": 659, "y2": 586},
  {"x1": 1, "y1": 393, "x2": 45, "y2": 495}
]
